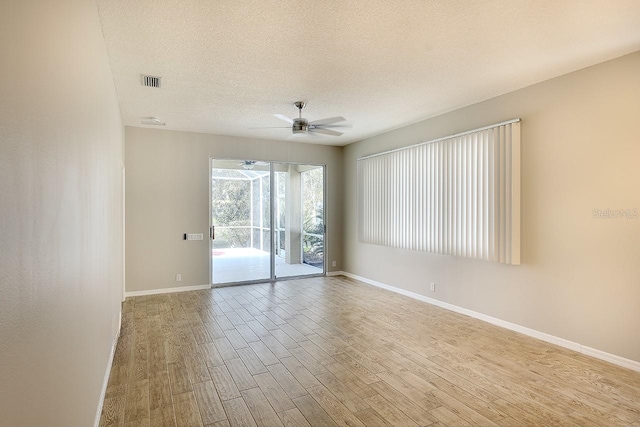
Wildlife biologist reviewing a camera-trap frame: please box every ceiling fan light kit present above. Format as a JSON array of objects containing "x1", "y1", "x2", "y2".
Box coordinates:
[{"x1": 292, "y1": 101, "x2": 308, "y2": 134}]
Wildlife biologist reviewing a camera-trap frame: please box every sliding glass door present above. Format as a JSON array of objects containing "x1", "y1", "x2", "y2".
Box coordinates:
[
  {"x1": 210, "y1": 160, "x2": 271, "y2": 284},
  {"x1": 273, "y1": 163, "x2": 324, "y2": 278},
  {"x1": 211, "y1": 159, "x2": 324, "y2": 285}
]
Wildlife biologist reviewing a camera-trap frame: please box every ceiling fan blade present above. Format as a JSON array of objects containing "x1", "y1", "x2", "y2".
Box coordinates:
[
  {"x1": 309, "y1": 128, "x2": 343, "y2": 137},
  {"x1": 248, "y1": 126, "x2": 291, "y2": 129},
  {"x1": 318, "y1": 122, "x2": 352, "y2": 130},
  {"x1": 273, "y1": 114, "x2": 294, "y2": 124},
  {"x1": 309, "y1": 116, "x2": 346, "y2": 126}
]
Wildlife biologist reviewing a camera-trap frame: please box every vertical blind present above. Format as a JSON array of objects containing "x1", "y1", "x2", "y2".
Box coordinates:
[{"x1": 357, "y1": 120, "x2": 520, "y2": 265}]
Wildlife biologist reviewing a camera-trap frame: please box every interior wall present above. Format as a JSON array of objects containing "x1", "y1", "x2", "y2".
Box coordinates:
[
  {"x1": 0, "y1": 1, "x2": 124, "y2": 426},
  {"x1": 343, "y1": 51, "x2": 640, "y2": 363},
  {"x1": 124, "y1": 127, "x2": 343, "y2": 292}
]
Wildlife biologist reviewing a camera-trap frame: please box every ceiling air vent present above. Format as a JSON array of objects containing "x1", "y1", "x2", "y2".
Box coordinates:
[{"x1": 141, "y1": 74, "x2": 161, "y2": 88}]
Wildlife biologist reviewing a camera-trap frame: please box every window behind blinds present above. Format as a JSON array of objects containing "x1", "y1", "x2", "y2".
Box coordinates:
[{"x1": 357, "y1": 120, "x2": 520, "y2": 265}]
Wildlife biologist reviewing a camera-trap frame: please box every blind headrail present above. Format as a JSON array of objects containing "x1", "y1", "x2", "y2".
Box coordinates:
[{"x1": 358, "y1": 118, "x2": 521, "y2": 161}]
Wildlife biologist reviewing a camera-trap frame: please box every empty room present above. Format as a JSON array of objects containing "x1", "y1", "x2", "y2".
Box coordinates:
[{"x1": 2, "y1": 1, "x2": 640, "y2": 426}]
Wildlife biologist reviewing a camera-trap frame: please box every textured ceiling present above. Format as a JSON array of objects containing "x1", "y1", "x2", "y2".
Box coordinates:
[{"x1": 97, "y1": 0, "x2": 640, "y2": 146}]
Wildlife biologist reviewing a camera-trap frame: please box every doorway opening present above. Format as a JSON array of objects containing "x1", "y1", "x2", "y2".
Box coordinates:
[{"x1": 210, "y1": 159, "x2": 325, "y2": 285}]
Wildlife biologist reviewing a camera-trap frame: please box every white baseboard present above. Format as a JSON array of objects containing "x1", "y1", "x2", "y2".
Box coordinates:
[
  {"x1": 581, "y1": 345, "x2": 640, "y2": 372},
  {"x1": 125, "y1": 284, "x2": 211, "y2": 298},
  {"x1": 94, "y1": 311, "x2": 121, "y2": 427},
  {"x1": 326, "y1": 271, "x2": 345, "y2": 277},
  {"x1": 332, "y1": 271, "x2": 640, "y2": 373}
]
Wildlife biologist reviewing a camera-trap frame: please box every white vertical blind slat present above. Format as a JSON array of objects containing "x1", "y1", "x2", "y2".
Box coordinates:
[{"x1": 499, "y1": 125, "x2": 506, "y2": 264}]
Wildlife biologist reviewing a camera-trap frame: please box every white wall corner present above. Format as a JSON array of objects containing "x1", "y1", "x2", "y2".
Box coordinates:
[{"x1": 333, "y1": 272, "x2": 640, "y2": 373}]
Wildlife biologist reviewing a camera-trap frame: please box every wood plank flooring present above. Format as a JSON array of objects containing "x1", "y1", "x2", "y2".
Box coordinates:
[{"x1": 99, "y1": 276, "x2": 640, "y2": 426}]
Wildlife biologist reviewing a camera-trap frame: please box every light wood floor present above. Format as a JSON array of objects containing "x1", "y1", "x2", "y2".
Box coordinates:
[{"x1": 99, "y1": 276, "x2": 640, "y2": 427}]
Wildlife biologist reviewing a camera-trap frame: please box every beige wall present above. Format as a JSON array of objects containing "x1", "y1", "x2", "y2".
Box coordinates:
[
  {"x1": 125, "y1": 127, "x2": 343, "y2": 292},
  {"x1": 343, "y1": 52, "x2": 640, "y2": 363},
  {"x1": 0, "y1": 1, "x2": 124, "y2": 426}
]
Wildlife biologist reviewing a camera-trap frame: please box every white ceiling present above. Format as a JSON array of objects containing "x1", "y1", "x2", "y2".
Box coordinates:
[{"x1": 97, "y1": 0, "x2": 640, "y2": 146}]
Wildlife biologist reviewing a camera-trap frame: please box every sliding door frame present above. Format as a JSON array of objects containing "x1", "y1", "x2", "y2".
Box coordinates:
[{"x1": 209, "y1": 157, "x2": 326, "y2": 288}]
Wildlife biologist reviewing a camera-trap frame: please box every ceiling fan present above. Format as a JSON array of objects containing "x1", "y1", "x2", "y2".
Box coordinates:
[
  {"x1": 251, "y1": 102, "x2": 350, "y2": 137},
  {"x1": 239, "y1": 160, "x2": 268, "y2": 170}
]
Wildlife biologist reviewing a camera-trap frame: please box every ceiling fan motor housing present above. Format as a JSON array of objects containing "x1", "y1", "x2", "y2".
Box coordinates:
[{"x1": 292, "y1": 117, "x2": 309, "y2": 133}]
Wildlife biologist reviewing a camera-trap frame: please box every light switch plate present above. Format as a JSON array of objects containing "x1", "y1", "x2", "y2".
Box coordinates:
[{"x1": 186, "y1": 233, "x2": 204, "y2": 241}]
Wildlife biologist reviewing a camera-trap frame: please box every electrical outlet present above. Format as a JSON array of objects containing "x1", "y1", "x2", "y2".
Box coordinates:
[
  {"x1": 176, "y1": 274, "x2": 182, "y2": 282},
  {"x1": 332, "y1": 261, "x2": 337, "y2": 267},
  {"x1": 430, "y1": 282, "x2": 436, "y2": 292}
]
